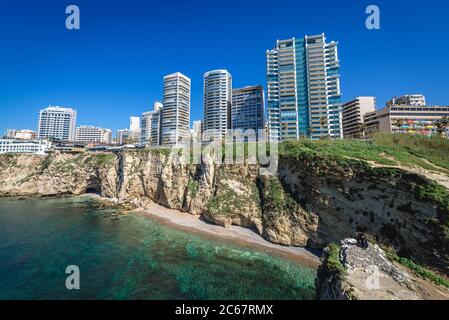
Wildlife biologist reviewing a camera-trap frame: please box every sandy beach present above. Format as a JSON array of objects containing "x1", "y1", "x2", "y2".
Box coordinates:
[{"x1": 133, "y1": 203, "x2": 321, "y2": 269}]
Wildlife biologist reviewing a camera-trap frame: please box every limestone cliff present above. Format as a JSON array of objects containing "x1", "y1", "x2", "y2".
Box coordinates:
[{"x1": 0, "y1": 149, "x2": 448, "y2": 275}]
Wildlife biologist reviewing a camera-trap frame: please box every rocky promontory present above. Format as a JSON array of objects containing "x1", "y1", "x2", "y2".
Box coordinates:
[{"x1": 316, "y1": 239, "x2": 449, "y2": 300}]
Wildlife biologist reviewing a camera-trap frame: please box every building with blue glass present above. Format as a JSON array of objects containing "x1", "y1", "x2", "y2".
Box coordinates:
[{"x1": 266, "y1": 34, "x2": 343, "y2": 141}]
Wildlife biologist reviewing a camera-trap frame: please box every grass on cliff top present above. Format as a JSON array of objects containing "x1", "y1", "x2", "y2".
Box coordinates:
[{"x1": 279, "y1": 133, "x2": 449, "y2": 173}]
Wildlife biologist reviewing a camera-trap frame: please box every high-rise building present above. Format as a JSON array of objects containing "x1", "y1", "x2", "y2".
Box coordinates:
[
  {"x1": 75, "y1": 125, "x2": 112, "y2": 144},
  {"x1": 266, "y1": 34, "x2": 342, "y2": 141},
  {"x1": 342, "y1": 97, "x2": 376, "y2": 139},
  {"x1": 161, "y1": 72, "x2": 191, "y2": 146},
  {"x1": 203, "y1": 70, "x2": 232, "y2": 139},
  {"x1": 192, "y1": 120, "x2": 202, "y2": 139},
  {"x1": 387, "y1": 94, "x2": 426, "y2": 107},
  {"x1": 232, "y1": 86, "x2": 265, "y2": 134},
  {"x1": 37, "y1": 106, "x2": 77, "y2": 141},
  {"x1": 130, "y1": 116, "x2": 141, "y2": 132},
  {"x1": 141, "y1": 102, "x2": 163, "y2": 146},
  {"x1": 129, "y1": 116, "x2": 141, "y2": 143}
]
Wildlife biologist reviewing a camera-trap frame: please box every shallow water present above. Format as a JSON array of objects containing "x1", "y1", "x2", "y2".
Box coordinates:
[{"x1": 0, "y1": 196, "x2": 316, "y2": 300}]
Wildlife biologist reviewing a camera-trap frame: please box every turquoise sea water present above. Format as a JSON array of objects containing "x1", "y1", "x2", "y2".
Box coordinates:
[{"x1": 0, "y1": 196, "x2": 316, "y2": 300}]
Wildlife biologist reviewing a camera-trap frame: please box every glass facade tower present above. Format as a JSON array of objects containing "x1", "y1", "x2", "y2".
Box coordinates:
[{"x1": 266, "y1": 34, "x2": 342, "y2": 141}]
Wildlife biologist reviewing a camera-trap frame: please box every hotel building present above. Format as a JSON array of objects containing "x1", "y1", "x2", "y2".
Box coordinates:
[
  {"x1": 266, "y1": 34, "x2": 342, "y2": 141},
  {"x1": 203, "y1": 70, "x2": 232, "y2": 139},
  {"x1": 231, "y1": 86, "x2": 265, "y2": 134},
  {"x1": 141, "y1": 102, "x2": 163, "y2": 146},
  {"x1": 37, "y1": 106, "x2": 77, "y2": 141},
  {"x1": 342, "y1": 97, "x2": 376, "y2": 138},
  {"x1": 161, "y1": 72, "x2": 191, "y2": 146},
  {"x1": 75, "y1": 126, "x2": 112, "y2": 144}
]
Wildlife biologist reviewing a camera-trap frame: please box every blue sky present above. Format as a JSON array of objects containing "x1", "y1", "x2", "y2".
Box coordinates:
[{"x1": 0, "y1": 0, "x2": 448, "y2": 135}]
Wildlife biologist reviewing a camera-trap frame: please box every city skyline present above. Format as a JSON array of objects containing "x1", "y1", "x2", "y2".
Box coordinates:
[{"x1": 1, "y1": 0, "x2": 448, "y2": 135}]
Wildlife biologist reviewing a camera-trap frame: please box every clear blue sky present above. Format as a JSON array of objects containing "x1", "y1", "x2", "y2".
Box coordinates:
[{"x1": 0, "y1": 0, "x2": 448, "y2": 135}]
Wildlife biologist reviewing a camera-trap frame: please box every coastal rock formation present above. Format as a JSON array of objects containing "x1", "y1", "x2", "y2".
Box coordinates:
[
  {"x1": 0, "y1": 149, "x2": 448, "y2": 275},
  {"x1": 316, "y1": 239, "x2": 449, "y2": 300}
]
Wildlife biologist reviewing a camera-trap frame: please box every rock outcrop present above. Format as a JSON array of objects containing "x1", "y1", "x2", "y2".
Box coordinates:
[
  {"x1": 316, "y1": 239, "x2": 449, "y2": 300},
  {"x1": 0, "y1": 149, "x2": 448, "y2": 275}
]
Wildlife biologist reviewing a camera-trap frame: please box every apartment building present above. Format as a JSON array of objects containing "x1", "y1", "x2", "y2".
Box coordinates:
[
  {"x1": 266, "y1": 34, "x2": 342, "y2": 141},
  {"x1": 231, "y1": 86, "x2": 265, "y2": 134},
  {"x1": 203, "y1": 70, "x2": 232, "y2": 140},
  {"x1": 161, "y1": 72, "x2": 191, "y2": 146},
  {"x1": 342, "y1": 97, "x2": 376, "y2": 138},
  {"x1": 141, "y1": 102, "x2": 163, "y2": 146}
]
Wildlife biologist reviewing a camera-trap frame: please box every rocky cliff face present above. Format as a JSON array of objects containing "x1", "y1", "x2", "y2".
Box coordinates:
[
  {"x1": 0, "y1": 150, "x2": 448, "y2": 274},
  {"x1": 316, "y1": 239, "x2": 449, "y2": 300}
]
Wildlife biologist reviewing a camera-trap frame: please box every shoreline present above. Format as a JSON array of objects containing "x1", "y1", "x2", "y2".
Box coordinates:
[
  {"x1": 133, "y1": 203, "x2": 321, "y2": 269},
  {"x1": 9, "y1": 193, "x2": 321, "y2": 268}
]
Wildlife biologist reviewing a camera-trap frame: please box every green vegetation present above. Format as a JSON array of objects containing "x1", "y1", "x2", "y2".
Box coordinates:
[
  {"x1": 260, "y1": 176, "x2": 314, "y2": 229},
  {"x1": 40, "y1": 154, "x2": 53, "y2": 172},
  {"x1": 416, "y1": 182, "x2": 449, "y2": 211},
  {"x1": 187, "y1": 179, "x2": 198, "y2": 197},
  {"x1": 384, "y1": 248, "x2": 449, "y2": 289},
  {"x1": 207, "y1": 186, "x2": 243, "y2": 217},
  {"x1": 93, "y1": 153, "x2": 116, "y2": 166},
  {"x1": 325, "y1": 243, "x2": 346, "y2": 278},
  {"x1": 148, "y1": 147, "x2": 172, "y2": 157},
  {"x1": 264, "y1": 176, "x2": 298, "y2": 213},
  {"x1": 80, "y1": 153, "x2": 116, "y2": 167},
  {"x1": 278, "y1": 133, "x2": 449, "y2": 173},
  {"x1": 206, "y1": 169, "x2": 260, "y2": 219}
]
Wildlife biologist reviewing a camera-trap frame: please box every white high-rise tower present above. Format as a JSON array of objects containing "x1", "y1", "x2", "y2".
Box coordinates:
[
  {"x1": 203, "y1": 70, "x2": 232, "y2": 140},
  {"x1": 161, "y1": 72, "x2": 191, "y2": 146}
]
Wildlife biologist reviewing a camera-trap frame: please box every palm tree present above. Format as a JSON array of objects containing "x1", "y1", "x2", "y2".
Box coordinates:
[
  {"x1": 393, "y1": 119, "x2": 405, "y2": 134},
  {"x1": 434, "y1": 116, "x2": 449, "y2": 136}
]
